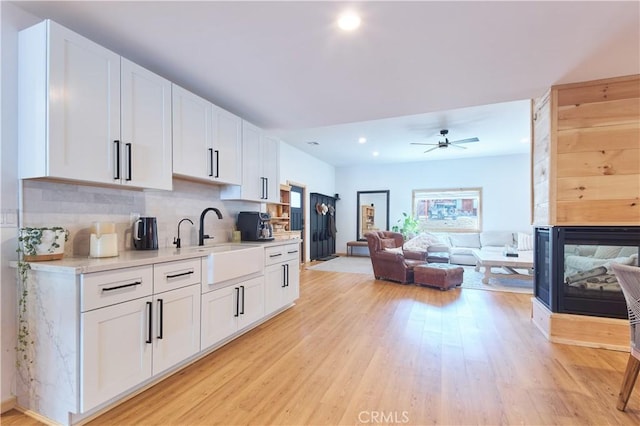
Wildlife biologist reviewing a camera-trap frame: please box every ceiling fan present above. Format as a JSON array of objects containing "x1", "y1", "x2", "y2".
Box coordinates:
[{"x1": 410, "y1": 129, "x2": 480, "y2": 153}]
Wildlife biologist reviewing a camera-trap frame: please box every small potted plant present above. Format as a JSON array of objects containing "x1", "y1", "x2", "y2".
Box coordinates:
[
  {"x1": 391, "y1": 213, "x2": 420, "y2": 240},
  {"x1": 18, "y1": 226, "x2": 69, "y2": 261}
]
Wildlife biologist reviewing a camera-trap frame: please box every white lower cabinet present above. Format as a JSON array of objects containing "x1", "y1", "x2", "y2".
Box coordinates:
[
  {"x1": 151, "y1": 284, "x2": 201, "y2": 375},
  {"x1": 264, "y1": 243, "x2": 301, "y2": 315},
  {"x1": 81, "y1": 296, "x2": 153, "y2": 411},
  {"x1": 80, "y1": 259, "x2": 201, "y2": 412},
  {"x1": 201, "y1": 276, "x2": 264, "y2": 350},
  {"x1": 18, "y1": 241, "x2": 301, "y2": 425}
]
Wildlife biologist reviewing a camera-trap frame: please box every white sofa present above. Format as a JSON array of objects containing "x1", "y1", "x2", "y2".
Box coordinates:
[{"x1": 404, "y1": 231, "x2": 533, "y2": 266}]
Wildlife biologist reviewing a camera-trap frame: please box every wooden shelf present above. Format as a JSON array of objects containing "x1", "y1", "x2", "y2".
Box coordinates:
[{"x1": 267, "y1": 184, "x2": 292, "y2": 232}]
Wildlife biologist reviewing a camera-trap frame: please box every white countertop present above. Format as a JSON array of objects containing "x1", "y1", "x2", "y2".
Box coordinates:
[{"x1": 12, "y1": 239, "x2": 301, "y2": 275}]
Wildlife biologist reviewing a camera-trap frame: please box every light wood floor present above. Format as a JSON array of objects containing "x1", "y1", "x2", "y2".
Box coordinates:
[{"x1": 4, "y1": 267, "x2": 640, "y2": 425}]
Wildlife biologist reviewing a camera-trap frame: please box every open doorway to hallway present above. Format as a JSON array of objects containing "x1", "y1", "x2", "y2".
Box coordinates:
[{"x1": 288, "y1": 182, "x2": 306, "y2": 263}]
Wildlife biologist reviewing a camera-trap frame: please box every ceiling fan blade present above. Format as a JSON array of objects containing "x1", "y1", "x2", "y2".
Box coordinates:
[
  {"x1": 410, "y1": 142, "x2": 438, "y2": 146},
  {"x1": 451, "y1": 137, "x2": 479, "y2": 144},
  {"x1": 423, "y1": 146, "x2": 440, "y2": 153},
  {"x1": 449, "y1": 143, "x2": 468, "y2": 149}
]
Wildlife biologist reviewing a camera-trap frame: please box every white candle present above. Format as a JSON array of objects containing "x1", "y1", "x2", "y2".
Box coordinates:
[{"x1": 89, "y1": 233, "x2": 118, "y2": 258}]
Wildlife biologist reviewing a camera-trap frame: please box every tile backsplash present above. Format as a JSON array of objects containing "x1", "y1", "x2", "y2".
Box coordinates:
[{"x1": 22, "y1": 179, "x2": 260, "y2": 257}]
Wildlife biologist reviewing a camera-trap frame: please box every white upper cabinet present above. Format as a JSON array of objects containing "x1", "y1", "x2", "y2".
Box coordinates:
[
  {"x1": 212, "y1": 104, "x2": 242, "y2": 185},
  {"x1": 220, "y1": 120, "x2": 280, "y2": 203},
  {"x1": 172, "y1": 84, "x2": 241, "y2": 185},
  {"x1": 120, "y1": 59, "x2": 173, "y2": 190},
  {"x1": 18, "y1": 20, "x2": 172, "y2": 190}
]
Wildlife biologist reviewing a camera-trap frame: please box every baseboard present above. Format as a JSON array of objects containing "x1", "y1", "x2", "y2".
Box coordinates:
[
  {"x1": 1, "y1": 396, "x2": 16, "y2": 414},
  {"x1": 531, "y1": 297, "x2": 629, "y2": 351}
]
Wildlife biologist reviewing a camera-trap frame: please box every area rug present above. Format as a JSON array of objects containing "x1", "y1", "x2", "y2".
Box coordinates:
[{"x1": 306, "y1": 256, "x2": 533, "y2": 294}]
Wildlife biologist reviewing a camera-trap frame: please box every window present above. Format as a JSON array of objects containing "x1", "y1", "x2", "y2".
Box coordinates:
[{"x1": 412, "y1": 188, "x2": 482, "y2": 232}]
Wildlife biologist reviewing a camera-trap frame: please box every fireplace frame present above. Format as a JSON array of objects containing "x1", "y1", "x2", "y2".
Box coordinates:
[{"x1": 534, "y1": 226, "x2": 640, "y2": 319}]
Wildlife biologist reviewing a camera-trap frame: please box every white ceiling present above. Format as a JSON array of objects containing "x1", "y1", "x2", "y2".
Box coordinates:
[{"x1": 12, "y1": 1, "x2": 640, "y2": 166}]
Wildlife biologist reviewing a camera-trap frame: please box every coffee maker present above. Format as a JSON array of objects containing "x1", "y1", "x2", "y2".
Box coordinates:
[{"x1": 237, "y1": 212, "x2": 273, "y2": 241}]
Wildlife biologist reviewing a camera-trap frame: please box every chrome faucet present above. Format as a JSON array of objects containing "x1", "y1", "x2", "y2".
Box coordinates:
[
  {"x1": 199, "y1": 207, "x2": 223, "y2": 246},
  {"x1": 173, "y1": 218, "x2": 194, "y2": 249}
]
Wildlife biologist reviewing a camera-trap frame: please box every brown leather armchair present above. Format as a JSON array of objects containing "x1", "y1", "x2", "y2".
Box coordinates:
[{"x1": 365, "y1": 231, "x2": 427, "y2": 284}]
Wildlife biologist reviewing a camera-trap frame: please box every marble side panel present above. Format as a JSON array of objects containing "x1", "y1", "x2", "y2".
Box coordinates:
[{"x1": 16, "y1": 268, "x2": 79, "y2": 425}]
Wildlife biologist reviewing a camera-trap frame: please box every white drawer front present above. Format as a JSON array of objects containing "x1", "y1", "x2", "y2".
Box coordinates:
[
  {"x1": 153, "y1": 258, "x2": 201, "y2": 294},
  {"x1": 81, "y1": 266, "x2": 153, "y2": 312},
  {"x1": 265, "y1": 243, "x2": 300, "y2": 265},
  {"x1": 282, "y1": 243, "x2": 301, "y2": 262},
  {"x1": 265, "y1": 245, "x2": 286, "y2": 266}
]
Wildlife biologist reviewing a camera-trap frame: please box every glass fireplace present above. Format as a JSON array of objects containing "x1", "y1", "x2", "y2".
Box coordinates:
[{"x1": 534, "y1": 226, "x2": 640, "y2": 319}]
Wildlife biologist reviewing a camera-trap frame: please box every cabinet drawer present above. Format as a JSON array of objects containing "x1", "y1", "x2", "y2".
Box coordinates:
[
  {"x1": 265, "y1": 243, "x2": 300, "y2": 266},
  {"x1": 81, "y1": 266, "x2": 153, "y2": 312},
  {"x1": 154, "y1": 258, "x2": 201, "y2": 294}
]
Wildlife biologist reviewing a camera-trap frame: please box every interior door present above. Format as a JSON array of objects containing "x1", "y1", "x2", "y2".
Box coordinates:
[{"x1": 290, "y1": 184, "x2": 304, "y2": 262}]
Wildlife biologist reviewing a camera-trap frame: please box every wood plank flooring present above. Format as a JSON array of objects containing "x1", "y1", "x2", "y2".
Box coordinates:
[{"x1": 4, "y1": 267, "x2": 640, "y2": 425}]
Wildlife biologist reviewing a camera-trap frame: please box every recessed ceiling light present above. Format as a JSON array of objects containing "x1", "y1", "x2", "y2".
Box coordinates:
[
  {"x1": 307, "y1": 141, "x2": 319, "y2": 146},
  {"x1": 372, "y1": 151, "x2": 379, "y2": 157},
  {"x1": 337, "y1": 11, "x2": 361, "y2": 31},
  {"x1": 358, "y1": 137, "x2": 367, "y2": 144}
]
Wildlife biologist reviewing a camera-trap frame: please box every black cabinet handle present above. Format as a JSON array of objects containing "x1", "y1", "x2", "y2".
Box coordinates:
[
  {"x1": 157, "y1": 299, "x2": 163, "y2": 339},
  {"x1": 234, "y1": 287, "x2": 240, "y2": 317},
  {"x1": 125, "y1": 143, "x2": 132, "y2": 181},
  {"x1": 166, "y1": 270, "x2": 194, "y2": 279},
  {"x1": 240, "y1": 285, "x2": 245, "y2": 315},
  {"x1": 101, "y1": 281, "x2": 142, "y2": 292},
  {"x1": 208, "y1": 148, "x2": 214, "y2": 177},
  {"x1": 269, "y1": 253, "x2": 283, "y2": 258},
  {"x1": 214, "y1": 150, "x2": 220, "y2": 178},
  {"x1": 264, "y1": 177, "x2": 268, "y2": 200},
  {"x1": 146, "y1": 301, "x2": 152, "y2": 344},
  {"x1": 114, "y1": 140, "x2": 120, "y2": 180},
  {"x1": 287, "y1": 250, "x2": 299, "y2": 254},
  {"x1": 284, "y1": 263, "x2": 289, "y2": 287},
  {"x1": 282, "y1": 264, "x2": 287, "y2": 288}
]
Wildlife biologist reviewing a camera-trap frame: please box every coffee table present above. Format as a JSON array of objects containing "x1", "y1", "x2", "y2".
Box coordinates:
[{"x1": 472, "y1": 249, "x2": 534, "y2": 284}]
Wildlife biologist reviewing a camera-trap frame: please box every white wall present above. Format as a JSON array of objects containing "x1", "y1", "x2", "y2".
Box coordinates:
[
  {"x1": 278, "y1": 142, "x2": 335, "y2": 262},
  {"x1": 1, "y1": 1, "x2": 41, "y2": 408},
  {"x1": 334, "y1": 154, "x2": 532, "y2": 253}
]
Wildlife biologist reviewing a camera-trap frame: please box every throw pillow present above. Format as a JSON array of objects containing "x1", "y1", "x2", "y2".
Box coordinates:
[
  {"x1": 517, "y1": 232, "x2": 534, "y2": 251},
  {"x1": 403, "y1": 232, "x2": 444, "y2": 252},
  {"x1": 384, "y1": 247, "x2": 403, "y2": 255},
  {"x1": 380, "y1": 238, "x2": 397, "y2": 250}
]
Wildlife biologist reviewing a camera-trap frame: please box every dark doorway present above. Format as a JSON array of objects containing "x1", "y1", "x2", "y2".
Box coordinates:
[{"x1": 290, "y1": 183, "x2": 305, "y2": 263}]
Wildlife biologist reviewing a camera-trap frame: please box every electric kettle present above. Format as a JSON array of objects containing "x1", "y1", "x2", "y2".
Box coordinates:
[{"x1": 132, "y1": 217, "x2": 158, "y2": 250}]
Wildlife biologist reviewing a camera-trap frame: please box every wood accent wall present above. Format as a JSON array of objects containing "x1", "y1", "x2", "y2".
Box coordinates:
[{"x1": 532, "y1": 74, "x2": 640, "y2": 225}]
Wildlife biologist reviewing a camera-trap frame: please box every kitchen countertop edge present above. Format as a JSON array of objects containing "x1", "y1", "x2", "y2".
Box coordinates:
[{"x1": 10, "y1": 239, "x2": 301, "y2": 275}]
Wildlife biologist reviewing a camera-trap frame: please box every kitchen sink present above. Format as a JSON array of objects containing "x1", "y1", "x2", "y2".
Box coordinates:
[{"x1": 188, "y1": 244, "x2": 264, "y2": 285}]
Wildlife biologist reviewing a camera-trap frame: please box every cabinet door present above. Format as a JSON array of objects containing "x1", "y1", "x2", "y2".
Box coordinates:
[
  {"x1": 81, "y1": 296, "x2": 152, "y2": 412},
  {"x1": 212, "y1": 104, "x2": 242, "y2": 185},
  {"x1": 46, "y1": 21, "x2": 121, "y2": 184},
  {"x1": 265, "y1": 260, "x2": 299, "y2": 315},
  {"x1": 261, "y1": 135, "x2": 280, "y2": 203},
  {"x1": 264, "y1": 263, "x2": 286, "y2": 315},
  {"x1": 172, "y1": 84, "x2": 212, "y2": 179},
  {"x1": 240, "y1": 121, "x2": 263, "y2": 200},
  {"x1": 120, "y1": 58, "x2": 172, "y2": 190},
  {"x1": 284, "y1": 259, "x2": 300, "y2": 305},
  {"x1": 238, "y1": 276, "x2": 265, "y2": 329},
  {"x1": 200, "y1": 286, "x2": 237, "y2": 350},
  {"x1": 152, "y1": 284, "x2": 201, "y2": 375}
]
